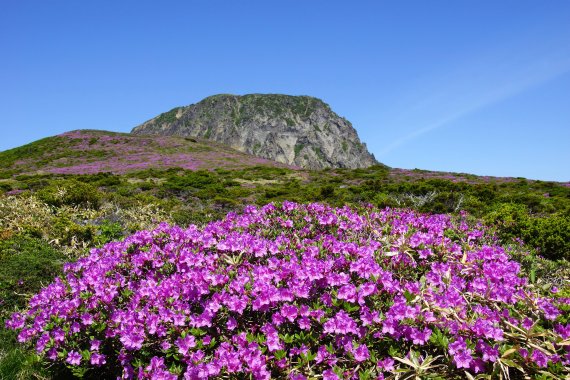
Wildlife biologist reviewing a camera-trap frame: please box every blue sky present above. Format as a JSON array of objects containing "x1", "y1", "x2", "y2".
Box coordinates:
[{"x1": 1, "y1": 1, "x2": 569, "y2": 181}]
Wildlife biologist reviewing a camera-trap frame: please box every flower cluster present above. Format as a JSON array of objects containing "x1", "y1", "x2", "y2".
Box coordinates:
[{"x1": 7, "y1": 202, "x2": 570, "y2": 378}]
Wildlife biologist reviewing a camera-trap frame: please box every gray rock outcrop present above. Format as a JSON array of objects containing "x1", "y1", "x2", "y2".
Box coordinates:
[{"x1": 132, "y1": 94, "x2": 378, "y2": 169}]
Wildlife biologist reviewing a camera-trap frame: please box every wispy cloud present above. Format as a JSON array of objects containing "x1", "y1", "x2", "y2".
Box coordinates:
[{"x1": 378, "y1": 53, "x2": 570, "y2": 156}]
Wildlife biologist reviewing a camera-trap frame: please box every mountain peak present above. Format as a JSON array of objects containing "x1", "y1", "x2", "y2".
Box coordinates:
[{"x1": 132, "y1": 94, "x2": 378, "y2": 169}]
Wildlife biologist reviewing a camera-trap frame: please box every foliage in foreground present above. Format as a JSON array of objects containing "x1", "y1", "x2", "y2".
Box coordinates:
[
  {"x1": 6, "y1": 203, "x2": 570, "y2": 379},
  {"x1": 0, "y1": 236, "x2": 69, "y2": 380},
  {"x1": 0, "y1": 236, "x2": 66, "y2": 316}
]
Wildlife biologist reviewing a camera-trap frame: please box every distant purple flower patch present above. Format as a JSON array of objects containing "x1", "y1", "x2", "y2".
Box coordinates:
[
  {"x1": 7, "y1": 130, "x2": 296, "y2": 175},
  {"x1": 5, "y1": 189, "x2": 24, "y2": 196}
]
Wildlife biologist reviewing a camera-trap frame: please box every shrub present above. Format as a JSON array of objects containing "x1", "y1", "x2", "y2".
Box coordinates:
[
  {"x1": 0, "y1": 235, "x2": 66, "y2": 316},
  {"x1": 0, "y1": 195, "x2": 55, "y2": 239},
  {"x1": 116, "y1": 202, "x2": 172, "y2": 233},
  {"x1": 211, "y1": 196, "x2": 240, "y2": 209},
  {"x1": 163, "y1": 171, "x2": 217, "y2": 192},
  {"x1": 485, "y1": 203, "x2": 570, "y2": 260},
  {"x1": 0, "y1": 328, "x2": 55, "y2": 380},
  {"x1": 371, "y1": 192, "x2": 396, "y2": 209},
  {"x1": 6, "y1": 203, "x2": 570, "y2": 379},
  {"x1": 94, "y1": 221, "x2": 124, "y2": 246},
  {"x1": 0, "y1": 194, "x2": 173, "y2": 260},
  {"x1": 52, "y1": 218, "x2": 97, "y2": 247},
  {"x1": 318, "y1": 185, "x2": 336, "y2": 200},
  {"x1": 37, "y1": 180, "x2": 102, "y2": 209},
  {"x1": 525, "y1": 215, "x2": 570, "y2": 261}
]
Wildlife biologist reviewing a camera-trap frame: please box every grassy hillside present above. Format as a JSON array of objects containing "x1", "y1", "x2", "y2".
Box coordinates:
[{"x1": 0, "y1": 130, "x2": 293, "y2": 178}]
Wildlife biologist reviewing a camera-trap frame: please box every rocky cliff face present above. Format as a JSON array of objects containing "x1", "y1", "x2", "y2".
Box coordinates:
[{"x1": 132, "y1": 94, "x2": 378, "y2": 169}]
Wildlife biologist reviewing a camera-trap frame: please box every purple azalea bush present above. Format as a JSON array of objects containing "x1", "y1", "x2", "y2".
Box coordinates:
[{"x1": 6, "y1": 202, "x2": 570, "y2": 379}]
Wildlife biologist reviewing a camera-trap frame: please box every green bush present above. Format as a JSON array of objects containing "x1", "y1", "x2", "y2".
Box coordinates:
[
  {"x1": 372, "y1": 192, "x2": 396, "y2": 208},
  {"x1": 164, "y1": 170, "x2": 217, "y2": 191},
  {"x1": 484, "y1": 203, "x2": 570, "y2": 261},
  {"x1": 0, "y1": 328, "x2": 53, "y2": 380},
  {"x1": 0, "y1": 235, "x2": 66, "y2": 316},
  {"x1": 318, "y1": 185, "x2": 336, "y2": 200},
  {"x1": 211, "y1": 196, "x2": 240, "y2": 208},
  {"x1": 0, "y1": 236, "x2": 72, "y2": 379},
  {"x1": 484, "y1": 203, "x2": 529, "y2": 230},
  {"x1": 94, "y1": 220, "x2": 124, "y2": 246},
  {"x1": 37, "y1": 180, "x2": 102, "y2": 209},
  {"x1": 52, "y1": 217, "x2": 96, "y2": 246},
  {"x1": 171, "y1": 206, "x2": 222, "y2": 227},
  {"x1": 525, "y1": 215, "x2": 570, "y2": 260}
]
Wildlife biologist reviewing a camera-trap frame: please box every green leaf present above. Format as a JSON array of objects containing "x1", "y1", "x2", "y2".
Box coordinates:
[
  {"x1": 280, "y1": 333, "x2": 294, "y2": 344},
  {"x1": 274, "y1": 350, "x2": 287, "y2": 360},
  {"x1": 305, "y1": 350, "x2": 317, "y2": 361},
  {"x1": 388, "y1": 345, "x2": 401, "y2": 357},
  {"x1": 70, "y1": 366, "x2": 89, "y2": 378},
  {"x1": 359, "y1": 370, "x2": 372, "y2": 380},
  {"x1": 190, "y1": 328, "x2": 206, "y2": 336},
  {"x1": 168, "y1": 362, "x2": 183, "y2": 375}
]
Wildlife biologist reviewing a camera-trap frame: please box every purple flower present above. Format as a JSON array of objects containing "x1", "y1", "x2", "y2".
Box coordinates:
[
  {"x1": 81, "y1": 313, "x2": 94, "y2": 326},
  {"x1": 538, "y1": 299, "x2": 560, "y2": 320},
  {"x1": 297, "y1": 316, "x2": 311, "y2": 330},
  {"x1": 471, "y1": 358, "x2": 486, "y2": 373},
  {"x1": 120, "y1": 331, "x2": 144, "y2": 350},
  {"x1": 176, "y1": 335, "x2": 196, "y2": 356},
  {"x1": 453, "y1": 351, "x2": 473, "y2": 369},
  {"x1": 448, "y1": 338, "x2": 467, "y2": 356},
  {"x1": 90, "y1": 353, "x2": 106, "y2": 366},
  {"x1": 476, "y1": 341, "x2": 499, "y2": 363},
  {"x1": 323, "y1": 310, "x2": 358, "y2": 335},
  {"x1": 227, "y1": 317, "x2": 238, "y2": 330},
  {"x1": 353, "y1": 344, "x2": 370, "y2": 362},
  {"x1": 337, "y1": 284, "x2": 357, "y2": 303},
  {"x1": 47, "y1": 348, "x2": 58, "y2": 360},
  {"x1": 280, "y1": 304, "x2": 298, "y2": 322},
  {"x1": 521, "y1": 317, "x2": 534, "y2": 331},
  {"x1": 531, "y1": 350, "x2": 549, "y2": 368},
  {"x1": 555, "y1": 323, "x2": 570, "y2": 339},
  {"x1": 261, "y1": 323, "x2": 284, "y2": 352},
  {"x1": 377, "y1": 357, "x2": 395, "y2": 371},
  {"x1": 410, "y1": 327, "x2": 432, "y2": 345},
  {"x1": 52, "y1": 328, "x2": 65, "y2": 342},
  {"x1": 66, "y1": 351, "x2": 82, "y2": 365},
  {"x1": 322, "y1": 369, "x2": 339, "y2": 380},
  {"x1": 90, "y1": 339, "x2": 102, "y2": 351}
]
